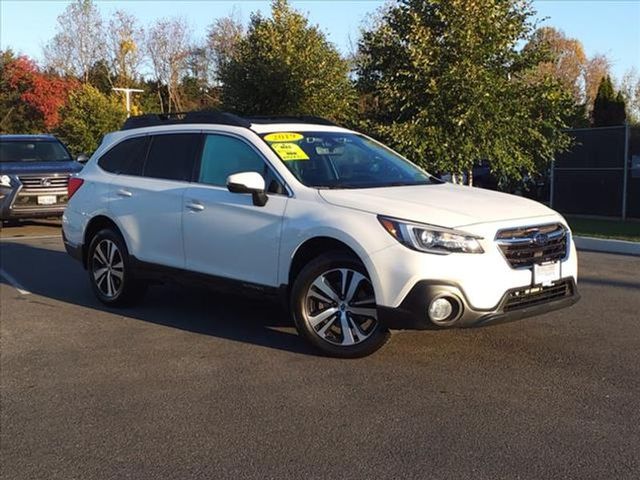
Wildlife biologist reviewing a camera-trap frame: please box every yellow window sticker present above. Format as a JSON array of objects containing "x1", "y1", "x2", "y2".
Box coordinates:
[
  {"x1": 271, "y1": 142, "x2": 309, "y2": 161},
  {"x1": 264, "y1": 132, "x2": 304, "y2": 143}
]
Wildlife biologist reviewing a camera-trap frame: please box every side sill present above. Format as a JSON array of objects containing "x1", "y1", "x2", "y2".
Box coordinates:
[{"x1": 129, "y1": 255, "x2": 286, "y2": 300}]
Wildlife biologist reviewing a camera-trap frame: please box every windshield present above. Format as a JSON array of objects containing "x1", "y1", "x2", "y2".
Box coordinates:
[
  {"x1": 259, "y1": 131, "x2": 434, "y2": 189},
  {"x1": 0, "y1": 140, "x2": 72, "y2": 163}
]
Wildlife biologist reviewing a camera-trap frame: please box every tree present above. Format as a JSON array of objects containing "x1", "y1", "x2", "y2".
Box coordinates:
[
  {"x1": 356, "y1": 0, "x2": 577, "y2": 183},
  {"x1": 619, "y1": 68, "x2": 640, "y2": 124},
  {"x1": 219, "y1": 0, "x2": 355, "y2": 120},
  {"x1": 56, "y1": 84, "x2": 126, "y2": 155},
  {"x1": 3, "y1": 54, "x2": 77, "y2": 131},
  {"x1": 525, "y1": 27, "x2": 586, "y2": 103},
  {"x1": 107, "y1": 10, "x2": 144, "y2": 86},
  {"x1": 584, "y1": 54, "x2": 611, "y2": 112},
  {"x1": 206, "y1": 12, "x2": 244, "y2": 84},
  {"x1": 1, "y1": 50, "x2": 43, "y2": 133},
  {"x1": 180, "y1": 46, "x2": 220, "y2": 110},
  {"x1": 43, "y1": 0, "x2": 106, "y2": 84},
  {"x1": 592, "y1": 75, "x2": 626, "y2": 126},
  {"x1": 87, "y1": 59, "x2": 114, "y2": 95},
  {"x1": 145, "y1": 17, "x2": 192, "y2": 112},
  {"x1": 524, "y1": 27, "x2": 611, "y2": 118}
]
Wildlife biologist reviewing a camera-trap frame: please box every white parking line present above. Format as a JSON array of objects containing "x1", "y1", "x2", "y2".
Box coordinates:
[
  {"x1": 0, "y1": 234, "x2": 62, "y2": 241},
  {"x1": 0, "y1": 234, "x2": 62, "y2": 242},
  {"x1": 0, "y1": 268, "x2": 31, "y2": 295}
]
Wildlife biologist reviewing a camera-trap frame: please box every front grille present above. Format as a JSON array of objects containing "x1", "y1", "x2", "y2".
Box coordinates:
[
  {"x1": 18, "y1": 174, "x2": 69, "y2": 191},
  {"x1": 496, "y1": 223, "x2": 567, "y2": 268},
  {"x1": 503, "y1": 280, "x2": 572, "y2": 312}
]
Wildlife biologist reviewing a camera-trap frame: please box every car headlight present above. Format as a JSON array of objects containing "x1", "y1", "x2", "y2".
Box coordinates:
[
  {"x1": 0, "y1": 174, "x2": 14, "y2": 187},
  {"x1": 378, "y1": 215, "x2": 484, "y2": 254}
]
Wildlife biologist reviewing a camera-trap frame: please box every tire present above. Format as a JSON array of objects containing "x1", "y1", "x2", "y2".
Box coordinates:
[
  {"x1": 1, "y1": 219, "x2": 19, "y2": 228},
  {"x1": 290, "y1": 251, "x2": 390, "y2": 358},
  {"x1": 86, "y1": 228, "x2": 147, "y2": 307}
]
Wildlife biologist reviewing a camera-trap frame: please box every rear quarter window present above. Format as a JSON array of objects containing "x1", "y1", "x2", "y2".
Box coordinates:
[{"x1": 98, "y1": 136, "x2": 149, "y2": 175}]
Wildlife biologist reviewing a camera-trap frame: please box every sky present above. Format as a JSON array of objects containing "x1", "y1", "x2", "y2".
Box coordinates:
[{"x1": 1, "y1": 0, "x2": 638, "y2": 82}]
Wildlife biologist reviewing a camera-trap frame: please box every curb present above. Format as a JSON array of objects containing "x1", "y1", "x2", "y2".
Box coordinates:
[{"x1": 574, "y1": 236, "x2": 640, "y2": 256}]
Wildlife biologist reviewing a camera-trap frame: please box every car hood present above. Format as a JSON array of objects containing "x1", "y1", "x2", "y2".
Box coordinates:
[
  {"x1": 0, "y1": 161, "x2": 83, "y2": 175},
  {"x1": 318, "y1": 183, "x2": 558, "y2": 229}
]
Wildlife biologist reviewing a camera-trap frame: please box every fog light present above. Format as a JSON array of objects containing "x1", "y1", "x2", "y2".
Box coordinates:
[{"x1": 428, "y1": 297, "x2": 453, "y2": 322}]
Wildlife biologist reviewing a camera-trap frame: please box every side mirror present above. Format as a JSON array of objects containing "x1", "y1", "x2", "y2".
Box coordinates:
[
  {"x1": 227, "y1": 171, "x2": 268, "y2": 207},
  {"x1": 76, "y1": 153, "x2": 89, "y2": 164}
]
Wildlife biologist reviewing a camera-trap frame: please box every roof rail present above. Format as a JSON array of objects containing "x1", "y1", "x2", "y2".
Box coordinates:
[
  {"x1": 121, "y1": 110, "x2": 251, "y2": 130},
  {"x1": 120, "y1": 111, "x2": 341, "y2": 131},
  {"x1": 247, "y1": 115, "x2": 340, "y2": 127}
]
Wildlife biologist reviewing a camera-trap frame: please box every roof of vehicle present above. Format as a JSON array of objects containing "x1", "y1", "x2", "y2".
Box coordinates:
[
  {"x1": 120, "y1": 111, "x2": 347, "y2": 134},
  {"x1": 248, "y1": 123, "x2": 350, "y2": 134},
  {"x1": 97, "y1": 124, "x2": 350, "y2": 161},
  {"x1": 0, "y1": 134, "x2": 60, "y2": 141},
  {"x1": 98, "y1": 122, "x2": 352, "y2": 158}
]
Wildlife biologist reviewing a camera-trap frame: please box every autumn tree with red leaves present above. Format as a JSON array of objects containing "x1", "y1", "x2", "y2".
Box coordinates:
[{"x1": 4, "y1": 55, "x2": 78, "y2": 131}]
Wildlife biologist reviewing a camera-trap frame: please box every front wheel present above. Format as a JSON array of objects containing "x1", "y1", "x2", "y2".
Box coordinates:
[{"x1": 290, "y1": 252, "x2": 389, "y2": 358}]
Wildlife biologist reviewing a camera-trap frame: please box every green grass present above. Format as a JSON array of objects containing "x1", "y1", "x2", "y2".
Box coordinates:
[{"x1": 566, "y1": 216, "x2": 640, "y2": 242}]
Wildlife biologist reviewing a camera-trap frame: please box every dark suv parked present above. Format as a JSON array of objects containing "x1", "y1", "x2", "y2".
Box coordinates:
[{"x1": 0, "y1": 135, "x2": 83, "y2": 222}]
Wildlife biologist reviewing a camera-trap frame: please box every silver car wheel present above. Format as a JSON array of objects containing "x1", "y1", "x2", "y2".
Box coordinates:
[
  {"x1": 92, "y1": 239, "x2": 124, "y2": 298},
  {"x1": 304, "y1": 268, "x2": 378, "y2": 346}
]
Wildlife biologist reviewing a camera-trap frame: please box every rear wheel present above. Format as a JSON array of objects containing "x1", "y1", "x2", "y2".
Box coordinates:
[
  {"x1": 87, "y1": 228, "x2": 146, "y2": 307},
  {"x1": 291, "y1": 252, "x2": 389, "y2": 358},
  {"x1": 1, "y1": 219, "x2": 19, "y2": 228}
]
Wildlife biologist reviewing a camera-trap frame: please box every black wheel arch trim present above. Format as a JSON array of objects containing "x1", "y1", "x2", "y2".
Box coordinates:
[{"x1": 62, "y1": 229, "x2": 84, "y2": 264}]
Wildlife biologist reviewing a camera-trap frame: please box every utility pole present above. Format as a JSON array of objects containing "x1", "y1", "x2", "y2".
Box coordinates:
[
  {"x1": 622, "y1": 122, "x2": 630, "y2": 220},
  {"x1": 112, "y1": 87, "x2": 144, "y2": 117}
]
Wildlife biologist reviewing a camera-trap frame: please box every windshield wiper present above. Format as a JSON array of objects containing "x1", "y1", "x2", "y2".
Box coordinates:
[
  {"x1": 314, "y1": 183, "x2": 354, "y2": 190},
  {"x1": 385, "y1": 181, "x2": 432, "y2": 187}
]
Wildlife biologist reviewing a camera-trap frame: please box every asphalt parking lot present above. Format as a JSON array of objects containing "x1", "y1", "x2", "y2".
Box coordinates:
[{"x1": 1, "y1": 221, "x2": 639, "y2": 480}]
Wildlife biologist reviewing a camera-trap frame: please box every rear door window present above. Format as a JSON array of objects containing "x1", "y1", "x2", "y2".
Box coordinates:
[
  {"x1": 98, "y1": 136, "x2": 148, "y2": 175},
  {"x1": 143, "y1": 134, "x2": 201, "y2": 182}
]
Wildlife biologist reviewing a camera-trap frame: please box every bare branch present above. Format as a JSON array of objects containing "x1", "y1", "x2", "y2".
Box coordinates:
[{"x1": 43, "y1": 0, "x2": 106, "y2": 83}]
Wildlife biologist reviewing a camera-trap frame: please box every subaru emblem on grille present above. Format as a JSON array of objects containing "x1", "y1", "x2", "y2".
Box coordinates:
[
  {"x1": 533, "y1": 232, "x2": 548, "y2": 246},
  {"x1": 40, "y1": 177, "x2": 52, "y2": 187}
]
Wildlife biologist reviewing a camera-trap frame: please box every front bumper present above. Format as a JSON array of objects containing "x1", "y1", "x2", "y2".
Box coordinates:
[
  {"x1": 378, "y1": 278, "x2": 580, "y2": 330},
  {"x1": 1, "y1": 186, "x2": 68, "y2": 220}
]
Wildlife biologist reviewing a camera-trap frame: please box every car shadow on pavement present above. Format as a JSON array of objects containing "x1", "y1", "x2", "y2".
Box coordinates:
[{"x1": 0, "y1": 241, "x2": 318, "y2": 356}]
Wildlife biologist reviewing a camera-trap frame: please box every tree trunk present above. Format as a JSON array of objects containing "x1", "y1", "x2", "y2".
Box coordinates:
[
  {"x1": 0, "y1": 106, "x2": 15, "y2": 129},
  {"x1": 157, "y1": 83, "x2": 165, "y2": 114},
  {"x1": 467, "y1": 169, "x2": 473, "y2": 186}
]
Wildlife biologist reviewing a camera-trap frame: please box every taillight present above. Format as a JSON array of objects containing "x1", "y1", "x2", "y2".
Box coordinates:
[{"x1": 68, "y1": 177, "x2": 84, "y2": 199}]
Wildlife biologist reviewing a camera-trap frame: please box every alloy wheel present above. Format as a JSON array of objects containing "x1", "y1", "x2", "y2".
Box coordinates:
[
  {"x1": 92, "y1": 239, "x2": 124, "y2": 298},
  {"x1": 304, "y1": 268, "x2": 378, "y2": 346}
]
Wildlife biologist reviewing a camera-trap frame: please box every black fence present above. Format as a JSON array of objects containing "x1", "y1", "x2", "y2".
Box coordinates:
[{"x1": 551, "y1": 125, "x2": 639, "y2": 219}]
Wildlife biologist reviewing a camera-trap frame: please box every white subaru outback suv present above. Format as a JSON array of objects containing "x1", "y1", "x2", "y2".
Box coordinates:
[{"x1": 63, "y1": 112, "x2": 580, "y2": 357}]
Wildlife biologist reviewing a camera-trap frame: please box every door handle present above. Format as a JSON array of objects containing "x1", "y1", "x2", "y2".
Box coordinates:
[
  {"x1": 117, "y1": 189, "x2": 132, "y2": 197},
  {"x1": 185, "y1": 201, "x2": 204, "y2": 212}
]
